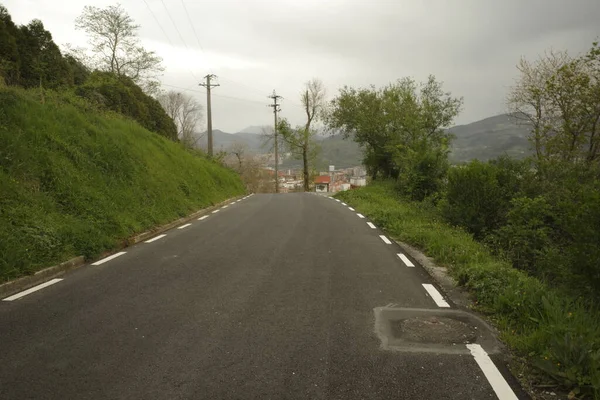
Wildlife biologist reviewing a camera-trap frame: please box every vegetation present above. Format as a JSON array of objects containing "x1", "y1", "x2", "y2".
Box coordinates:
[
  {"x1": 326, "y1": 76, "x2": 462, "y2": 200},
  {"x1": 0, "y1": 87, "x2": 244, "y2": 282},
  {"x1": 157, "y1": 90, "x2": 204, "y2": 148}
]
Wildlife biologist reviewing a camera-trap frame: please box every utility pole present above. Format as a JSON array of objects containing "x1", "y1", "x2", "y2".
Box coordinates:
[
  {"x1": 268, "y1": 90, "x2": 282, "y2": 193},
  {"x1": 199, "y1": 74, "x2": 219, "y2": 157}
]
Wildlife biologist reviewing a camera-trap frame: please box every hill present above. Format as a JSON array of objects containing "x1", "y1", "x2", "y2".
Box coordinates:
[
  {"x1": 0, "y1": 88, "x2": 244, "y2": 281},
  {"x1": 448, "y1": 114, "x2": 532, "y2": 163}
]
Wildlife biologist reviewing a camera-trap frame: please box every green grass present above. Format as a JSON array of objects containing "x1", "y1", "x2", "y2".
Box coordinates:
[
  {"x1": 0, "y1": 87, "x2": 245, "y2": 281},
  {"x1": 336, "y1": 181, "x2": 600, "y2": 398}
]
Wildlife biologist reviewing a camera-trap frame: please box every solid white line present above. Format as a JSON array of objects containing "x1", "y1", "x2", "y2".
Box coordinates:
[
  {"x1": 212, "y1": 210, "x2": 220, "y2": 214},
  {"x1": 198, "y1": 215, "x2": 209, "y2": 221},
  {"x1": 422, "y1": 284, "x2": 450, "y2": 307},
  {"x1": 357, "y1": 213, "x2": 365, "y2": 218},
  {"x1": 341, "y1": 202, "x2": 347, "y2": 206},
  {"x1": 379, "y1": 235, "x2": 392, "y2": 244},
  {"x1": 467, "y1": 344, "x2": 518, "y2": 400},
  {"x1": 145, "y1": 234, "x2": 167, "y2": 243},
  {"x1": 367, "y1": 222, "x2": 376, "y2": 229},
  {"x1": 222, "y1": 205, "x2": 229, "y2": 209},
  {"x1": 397, "y1": 253, "x2": 415, "y2": 267},
  {"x1": 348, "y1": 207, "x2": 355, "y2": 211},
  {"x1": 92, "y1": 251, "x2": 126, "y2": 265},
  {"x1": 3, "y1": 278, "x2": 63, "y2": 301},
  {"x1": 178, "y1": 223, "x2": 192, "y2": 229}
]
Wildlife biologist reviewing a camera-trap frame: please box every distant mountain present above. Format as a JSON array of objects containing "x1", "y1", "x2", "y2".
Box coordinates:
[
  {"x1": 237, "y1": 125, "x2": 269, "y2": 135},
  {"x1": 207, "y1": 114, "x2": 533, "y2": 165},
  {"x1": 448, "y1": 114, "x2": 532, "y2": 163}
]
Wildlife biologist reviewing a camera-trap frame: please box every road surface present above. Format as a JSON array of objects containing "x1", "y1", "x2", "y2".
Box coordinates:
[{"x1": 0, "y1": 193, "x2": 526, "y2": 399}]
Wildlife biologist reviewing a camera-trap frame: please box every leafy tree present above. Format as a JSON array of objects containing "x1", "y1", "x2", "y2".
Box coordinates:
[
  {"x1": 327, "y1": 75, "x2": 462, "y2": 200},
  {"x1": 0, "y1": 4, "x2": 20, "y2": 86},
  {"x1": 508, "y1": 42, "x2": 600, "y2": 169},
  {"x1": 157, "y1": 90, "x2": 204, "y2": 148},
  {"x1": 74, "y1": 4, "x2": 163, "y2": 91},
  {"x1": 17, "y1": 20, "x2": 72, "y2": 91},
  {"x1": 278, "y1": 78, "x2": 326, "y2": 191}
]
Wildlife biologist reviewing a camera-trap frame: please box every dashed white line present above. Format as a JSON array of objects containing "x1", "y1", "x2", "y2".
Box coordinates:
[
  {"x1": 467, "y1": 344, "x2": 518, "y2": 400},
  {"x1": 357, "y1": 213, "x2": 365, "y2": 218},
  {"x1": 198, "y1": 215, "x2": 209, "y2": 221},
  {"x1": 397, "y1": 253, "x2": 415, "y2": 267},
  {"x1": 145, "y1": 234, "x2": 167, "y2": 243},
  {"x1": 212, "y1": 210, "x2": 220, "y2": 214},
  {"x1": 92, "y1": 252, "x2": 126, "y2": 265},
  {"x1": 178, "y1": 223, "x2": 192, "y2": 229},
  {"x1": 348, "y1": 207, "x2": 355, "y2": 211},
  {"x1": 222, "y1": 205, "x2": 229, "y2": 209},
  {"x1": 3, "y1": 278, "x2": 63, "y2": 301},
  {"x1": 422, "y1": 284, "x2": 450, "y2": 307},
  {"x1": 341, "y1": 202, "x2": 347, "y2": 206},
  {"x1": 379, "y1": 235, "x2": 392, "y2": 244},
  {"x1": 367, "y1": 222, "x2": 376, "y2": 229},
  {"x1": 335, "y1": 199, "x2": 341, "y2": 202}
]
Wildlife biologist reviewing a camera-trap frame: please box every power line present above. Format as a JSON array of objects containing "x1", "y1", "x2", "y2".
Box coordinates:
[
  {"x1": 160, "y1": 0, "x2": 190, "y2": 51},
  {"x1": 161, "y1": 83, "x2": 268, "y2": 105},
  {"x1": 141, "y1": 0, "x2": 174, "y2": 47}
]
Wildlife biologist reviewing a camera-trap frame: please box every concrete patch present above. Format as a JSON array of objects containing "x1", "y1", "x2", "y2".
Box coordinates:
[{"x1": 374, "y1": 306, "x2": 500, "y2": 355}]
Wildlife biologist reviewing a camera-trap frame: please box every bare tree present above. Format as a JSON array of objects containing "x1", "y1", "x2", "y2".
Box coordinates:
[
  {"x1": 279, "y1": 78, "x2": 326, "y2": 191},
  {"x1": 74, "y1": 4, "x2": 163, "y2": 89},
  {"x1": 157, "y1": 90, "x2": 204, "y2": 148},
  {"x1": 229, "y1": 141, "x2": 248, "y2": 171}
]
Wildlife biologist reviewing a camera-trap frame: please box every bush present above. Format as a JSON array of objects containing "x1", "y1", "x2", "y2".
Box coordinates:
[
  {"x1": 76, "y1": 71, "x2": 177, "y2": 140},
  {"x1": 442, "y1": 157, "x2": 528, "y2": 238}
]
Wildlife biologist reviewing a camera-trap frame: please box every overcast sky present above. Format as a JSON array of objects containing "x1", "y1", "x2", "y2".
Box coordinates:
[{"x1": 5, "y1": 0, "x2": 600, "y2": 133}]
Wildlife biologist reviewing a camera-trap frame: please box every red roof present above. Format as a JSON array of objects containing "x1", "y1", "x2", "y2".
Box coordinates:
[{"x1": 314, "y1": 175, "x2": 331, "y2": 184}]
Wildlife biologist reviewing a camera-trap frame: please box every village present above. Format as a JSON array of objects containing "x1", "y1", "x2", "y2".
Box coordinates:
[{"x1": 263, "y1": 165, "x2": 368, "y2": 194}]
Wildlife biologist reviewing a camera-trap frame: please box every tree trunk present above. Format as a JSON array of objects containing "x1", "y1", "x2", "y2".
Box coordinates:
[{"x1": 303, "y1": 145, "x2": 310, "y2": 191}]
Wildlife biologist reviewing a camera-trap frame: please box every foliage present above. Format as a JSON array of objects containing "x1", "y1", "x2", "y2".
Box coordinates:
[
  {"x1": 0, "y1": 87, "x2": 244, "y2": 281},
  {"x1": 326, "y1": 75, "x2": 462, "y2": 200},
  {"x1": 157, "y1": 90, "x2": 204, "y2": 148},
  {"x1": 336, "y1": 182, "x2": 600, "y2": 398},
  {"x1": 442, "y1": 157, "x2": 530, "y2": 238},
  {"x1": 74, "y1": 4, "x2": 163, "y2": 90},
  {"x1": 0, "y1": 6, "x2": 88, "y2": 89},
  {"x1": 76, "y1": 71, "x2": 177, "y2": 140}
]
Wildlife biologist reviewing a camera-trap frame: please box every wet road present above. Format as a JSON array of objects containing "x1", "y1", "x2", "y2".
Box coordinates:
[{"x1": 0, "y1": 193, "x2": 525, "y2": 399}]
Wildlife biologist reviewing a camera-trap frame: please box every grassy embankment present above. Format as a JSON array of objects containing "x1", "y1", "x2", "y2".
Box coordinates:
[
  {"x1": 336, "y1": 182, "x2": 600, "y2": 399},
  {"x1": 0, "y1": 88, "x2": 245, "y2": 282}
]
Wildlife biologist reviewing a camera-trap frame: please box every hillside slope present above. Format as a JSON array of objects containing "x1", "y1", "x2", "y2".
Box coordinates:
[
  {"x1": 0, "y1": 88, "x2": 245, "y2": 281},
  {"x1": 448, "y1": 114, "x2": 532, "y2": 162}
]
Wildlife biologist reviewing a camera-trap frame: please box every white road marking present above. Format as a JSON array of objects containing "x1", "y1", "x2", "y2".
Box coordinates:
[
  {"x1": 222, "y1": 205, "x2": 229, "y2": 209},
  {"x1": 379, "y1": 235, "x2": 392, "y2": 244},
  {"x1": 335, "y1": 199, "x2": 341, "y2": 202},
  {"x1": 3, "y1": 278, "x2": 63, "y2": 301},
  {"x1": 348, "y1": 207, "x2": 355, "y2": 211},
  {"x1": 341, "y1": 202, "x2": 347, "y2": 206},
  {"x1": 212, "y1": 210, "x2": 220, "y2": 214},
  {"x1": 367, "y1": 222, "x2": 376, "y2": 229},
  {"x1": 397, "y1": 253, "x2": 415, "y2": 267},
  {"x1": 145, "y1": 234, "x2": 167, "y2": 243},
  {"x1": 92, "y1": 252, "x2": 126, "y2": 265},
  {"x1": 198, "y1": 215, "x2": 209, "y2": 221},
  {"x1": 357, "y1": 213, "x2": 365, "y2": 218},
  {"x1": 422, "y1": 284, "x2": 450, "y2": 307},
  {"x1": 178, "y1": 223, "x2": 192, "y2": 229},
  {"x1": 467, "y1": 344, "x2": 518, "y2": 400}
]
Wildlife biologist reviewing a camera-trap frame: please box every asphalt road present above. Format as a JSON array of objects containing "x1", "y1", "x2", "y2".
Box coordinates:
[{"x1": 0, "y1": 193, "x2": 525, "y2": 399}]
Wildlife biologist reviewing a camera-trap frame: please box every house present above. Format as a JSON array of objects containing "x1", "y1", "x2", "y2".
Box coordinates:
[{"x1": 314, "y1": 175, "x2": 331, "y2": 193}]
